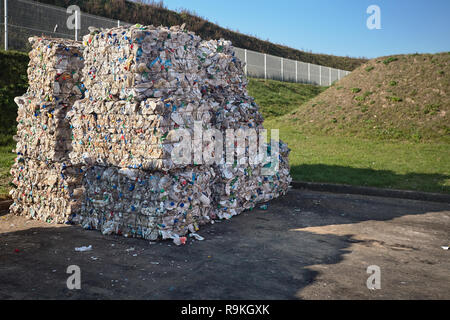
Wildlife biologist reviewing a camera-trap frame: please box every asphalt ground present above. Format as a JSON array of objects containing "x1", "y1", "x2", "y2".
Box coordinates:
[{"x1": 0, "y1": 189, "x2": 449, "y2": 299}]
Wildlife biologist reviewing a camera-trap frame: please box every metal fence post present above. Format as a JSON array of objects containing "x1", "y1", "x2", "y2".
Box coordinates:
[
  {"x1": 307, "y1": 63, "x2": 310, "y2": 83},
  {"x1": 74, "y1": 8, "x2": 78, "y2": 41},
  {"x1": 319, "y1": 65, "x2": 322, "y2": 86},
  {"x1": 244, "y1": 49, "x2": 247, "y2": 76},
  {"x1": 295, "y1": 61, "x2": 298, "y2": 83},
  {"x1": 329, "y1": 67, "x2": 331, "y2": 85},
  {"x1": 281, "y1": 57, "x2": 283, "y2": 81},
  {"x1": 264, "y1": 53, "x2": 267, "y2": 80},
  {"x1": 117, "y1": 20, "x2": 120, "y2": 27},
  {"x1": 4, "y1": 0, "x2": 7, "y2": 50},
  {"x1": 338, "y1": 69, "x2": 341, "y2": 80}
]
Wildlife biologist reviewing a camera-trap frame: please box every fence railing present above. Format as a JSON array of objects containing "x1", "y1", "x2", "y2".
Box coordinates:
[
  {"x1": 1, "y1": 0, "x2": 350, "y2": 86},
  {"x1": 234, "y1": 47, "x2": 349, "y2": 85}
]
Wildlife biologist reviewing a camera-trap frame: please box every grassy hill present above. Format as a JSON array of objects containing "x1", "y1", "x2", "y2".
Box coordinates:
[
  {"x1": 278, "y1": 53, "x2": 450, "y2": 143},
  {"x1": 248, "y1": 79, "x2": 326, "y2": 119},
  {"x1": 34, "y1": 0, "x2": 366, "y2": 71},
  {"x1": 262, "y1": 52, "x2": 450, "y2": 193}
]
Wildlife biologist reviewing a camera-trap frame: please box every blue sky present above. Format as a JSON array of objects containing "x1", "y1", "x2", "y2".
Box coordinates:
[{"x1": 159, "y1": 0, "x2": 450, "y2": 58}]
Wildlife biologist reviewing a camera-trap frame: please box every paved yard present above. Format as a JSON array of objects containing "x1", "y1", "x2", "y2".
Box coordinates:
[{"x1": 0, "y1": 189, "x2": 449, "y2": 299}]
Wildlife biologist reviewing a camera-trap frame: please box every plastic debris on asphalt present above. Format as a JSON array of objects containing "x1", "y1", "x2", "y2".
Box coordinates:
[
  {"x1": 189, "y1": 233, "x2": 205, "y2": 241},
  {"x1": 74, "y1": 245, "x2": 93, "y2": 252}
]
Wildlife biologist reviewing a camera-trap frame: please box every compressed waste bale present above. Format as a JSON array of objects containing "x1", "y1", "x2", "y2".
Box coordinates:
[
  {"x1": 244, "y1": 141, "x2": 291, "y2": 205},
  {"x1": 82, "y1": 24, "x2": 203, "y2": 102},
  {"x1": 197, "y1": 39, "x2": 245, "y2": 85},
  {"x1": 210, "y1": 97, "x2": 264, "y2": 131},
  {"x1": 9, "y1": 37, "x2": 85, "y2": 224},
  {"x1": 212, "y1": 141, "x2": 291, "y2": 220},
  {"x1": 81, "y1": 25, "x2": 249, "y2": 104},
  {"x1": 73, "y1": 165, "x2": 214, "y2": 240},
  {"x1": 194, "y1": 39, "x2": 264, "y2": 130},
  {"x1": 27, "y1": 37, "x2": 85, "y2": 103},
  {"x1": 67, "y1": 97, "x2": 214, "y2": 170},
  {"x1": 13, "y1": 37, "x2": 84, "y2": 163},
  {"x1": 9, "y1": 157, "x2": 84, "y2": 223},
  {"x1": 14, "y1": 96, "x2": 74, "y2": 162},
  {"x1": 197, "y1": 39, "x2": 250, "y2": 99}
]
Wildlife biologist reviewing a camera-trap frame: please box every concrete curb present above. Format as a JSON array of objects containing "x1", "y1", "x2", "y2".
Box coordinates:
[{"x1": 291, "y1": 181, "x2": 450, "y2": 204}]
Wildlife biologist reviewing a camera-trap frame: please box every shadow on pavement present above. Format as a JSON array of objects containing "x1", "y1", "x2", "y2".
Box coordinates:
[{"x1": 0, "y1": 189, "x2": 448, "y2": 299}]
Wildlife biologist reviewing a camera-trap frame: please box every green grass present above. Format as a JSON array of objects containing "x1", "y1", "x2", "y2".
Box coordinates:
[
  {"x1": 0, "y1": 50, "x2": 28, "y2": 146},
  {"x1": 0, "y1": 144, "x2": 15, "y2": 198},
  {"x1": 265, "y1": 119, "x2": 450, "y2": 193},
  {"x1": 247, "y1": 78, "x2": 327, "y2": 119}
]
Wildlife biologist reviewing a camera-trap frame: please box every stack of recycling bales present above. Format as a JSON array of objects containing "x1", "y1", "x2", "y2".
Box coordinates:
[
  {"x1": 68, "y1": 25, "x2": 216, "y2": 240},
  {"x1": 10, "y1": 24, "x2": 291, "y2": 242},
  {"x1": 9, "y1": 37, "x2": 86, "y2": 223}
]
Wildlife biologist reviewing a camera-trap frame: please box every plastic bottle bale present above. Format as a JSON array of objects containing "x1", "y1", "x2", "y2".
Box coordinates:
[
  {"x1": 211, "y1": 140, "x2": 291, "y2": 220},
  {"x1": 67, "y1": 97, "x2": 215, "y2": 171},
  {"x1": 26, "y1": 37, "x2": 85, "y2": 103},
  {"x1": 210, "y1": 98, "x2": 265, "y2": 131},
  {"x1": 81, "y1": 24, "x2": 203, "y2": 102},
  {"x1": 9, "y1": 157, "x2": 84, "y2": 224},
  {"x1": 75, "y1": 165, "x2": 214, "y2": 240},
  {"x1": 13, "y1": 95, "x2": 74, "y2": 162},
  {"x1": 239, "y1": 140, "x2": 291, "y2": 205},
  {"x1": 9, "y1": 37, "x2": 86, "y2": 224},
  {"x1": 197, "y1": 39, "x2": 248, "y2": 95}
]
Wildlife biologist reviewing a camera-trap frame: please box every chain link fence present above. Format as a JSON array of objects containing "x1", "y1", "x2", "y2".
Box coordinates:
[
  {"x1": 1, "y1": 0, "x2": 131, "y2": 51},
  {"x1": 2, "y1": 0, "x2": 350, "y2": 86}
]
